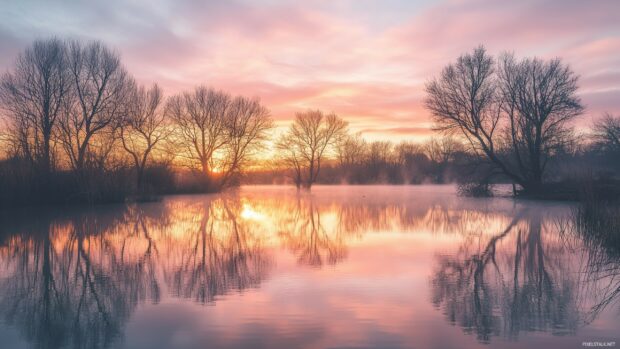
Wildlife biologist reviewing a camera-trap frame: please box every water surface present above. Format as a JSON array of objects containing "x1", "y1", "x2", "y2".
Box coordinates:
[{"x1": 0, "y1": 185, "x2": 618, "y2": 349}]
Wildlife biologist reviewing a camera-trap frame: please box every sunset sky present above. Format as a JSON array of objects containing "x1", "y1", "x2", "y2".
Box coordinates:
[{"x1": 1, "y1": 0, "x2": 619, "y2": 141}]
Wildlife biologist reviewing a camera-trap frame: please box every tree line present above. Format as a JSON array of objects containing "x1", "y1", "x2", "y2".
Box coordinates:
[
  {"x1": 1, "y1": 39, "x2": 619, "y2": 205},
  {"x1": 250, "y1": 131, "x2": 467, "y2": 186},
  {"x1": 0, "y1": 38, "x2": 273, "y2": 205},
  {"x1": 260, "y1": 46, "x2": 620, "y2": 197}
]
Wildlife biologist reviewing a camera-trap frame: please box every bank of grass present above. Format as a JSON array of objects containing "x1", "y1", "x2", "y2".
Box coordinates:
[
  {"x1": 515, "y1": 178, "x2": 620, "y2": 202},
  {"x1": 0, "y1": 160, "x2": 219, "y2": 208}
]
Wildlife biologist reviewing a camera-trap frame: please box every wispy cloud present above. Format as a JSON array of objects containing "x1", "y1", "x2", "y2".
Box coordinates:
[{"x1": 1, "y1": 0, "x2": 618, "y2": 140}]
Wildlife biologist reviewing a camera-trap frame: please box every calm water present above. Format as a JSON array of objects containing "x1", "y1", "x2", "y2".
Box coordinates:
[{"x1": 0, "y1": 185, "x2": 618, "y2": 349}]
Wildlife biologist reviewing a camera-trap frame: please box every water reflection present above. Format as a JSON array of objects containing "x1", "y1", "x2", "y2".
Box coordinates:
[
  {"x1": 0, "y1": 207, "x2": 146, "y2": 349},
  {"x1": 163, "y1": 198, "x2": 271, "y2": 303},
  {"x1": 0, "y1": 186, "x2": 617, "y2": 349},
  {"x1": 277, "y1": 199, "x2": 347, "y2": 267},
  {"x1": 431, "y1": 210, "x2": 580, "y2": 342},
  {"x1": 431, "y1": 207, "x2": 620, "y2": 344}
]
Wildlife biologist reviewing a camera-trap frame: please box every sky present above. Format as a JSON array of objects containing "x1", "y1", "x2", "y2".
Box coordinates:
[{"x1": 0, "y1": 0, "x2": 619, "y2": 141}]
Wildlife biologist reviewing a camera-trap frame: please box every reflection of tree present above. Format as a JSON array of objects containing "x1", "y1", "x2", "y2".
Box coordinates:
[
  {"x1": 165, "y1": 198, "x2": 272, "y2": 303},
  {"x1": 566, "y1": 203, "x2": 620, "y2": 322},
  {"x1": 431, "y1": 210, "x2": 581, "y2": 343},
  {"x1": 279, "y1": 198, "x2": 347, "y2": 267},
  {"x1": 0, "y1": 206, "x2": 166, "y2": 349},
  {"x1": 0, "y1": 198, "x2": 274, "y2": 348}
]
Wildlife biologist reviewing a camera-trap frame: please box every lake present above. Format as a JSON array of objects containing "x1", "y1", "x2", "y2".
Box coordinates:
[{"x1": 0, "y1": 185, "x2": 618, "y2": 349}]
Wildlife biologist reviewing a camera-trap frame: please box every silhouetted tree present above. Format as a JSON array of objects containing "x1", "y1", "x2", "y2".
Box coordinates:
[
  {"x1": 166, "y1": 87, "x2": 229, "y2": 181},
  {"x1": 335, "y1": 132, "x2": 367, "y2": 168},
  {"x1": 166, "y1": 86, "x2": 272, "y2": 189},
  {"x1": 218, "y1": 95, "x2": 273, "y2": 186},
  {"x1": 0, "y1": 38, "x2": 71, "y2": 173},
  {"x1": 424, "y1": 136, "x2": 464, "y2": 183},
  {"x1": 120, "y1": 84, "x2": 168, "y2": 191},
  {"x1": 592, "y1": 113, "x2": 620, "y2": 153},
  {"x1": 425, "y1": 46, "x2": 583, "y2": 192},
  {"x1": 365, "y1": 140, "x2": 394, "y2": 182},
  {"x1": 59, "y1": 40, "x2": 133, "y2": 171},
  {"x1": 277, "y1": 110, "x2": 347, "y2": 188}
]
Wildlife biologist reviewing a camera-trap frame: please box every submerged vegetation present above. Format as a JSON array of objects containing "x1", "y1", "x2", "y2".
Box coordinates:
[{"x1": 0, "y1": 39, "x2": 619, "y2": 206}]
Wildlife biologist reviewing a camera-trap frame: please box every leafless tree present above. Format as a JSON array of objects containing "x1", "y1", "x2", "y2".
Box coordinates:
[
  {"x1": 166, "y1": 87, "x2": 230, "y2": 180},
  {"x1": 59, "y1": 40, "x2": 133, "y2": 171},
  {"x1": 219, "y1": 96, "x2": 273, "y2": 186},
  {"x1": 335, "y1": 132, "x2": 367, "y2": 167},
  {"x1": 365, "y1": 140, "x2": 393, "y2": 168},
  {"x1": 277, "y1": 110, "x2": 348, "y2": 188},
  {"x1": 425, "y1": 46, "x2": 583, "y2": 192},
  {"x1": 167, "y1": 86, "x2": 272, "y2": 189},
  {"x1": 0, "y1": 38, "x2": 71, "y2": 172},
  {"x1": 424, "y1": 136, "x2": 464, "y2": 164},
  {"x1": 276, "y1": 134, "x2": 305, "y2": 187},
  {"x1": 395, "y1": 141, "x2": 430, "y2": 183},
  {"x1": 120, "y1": 84, "x2": 169, "y2": 190},
  {"x1": 497, "y1": 53, "x2": 583, "y2": 188},
  {"x1": 592, "y1": 113, "x2": 620, "y2": 153}
]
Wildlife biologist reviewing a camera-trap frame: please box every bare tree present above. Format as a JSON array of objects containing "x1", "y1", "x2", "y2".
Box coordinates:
[
  {"x1": 395, "y1": 141, "x2": 430, "y2": 184},
  {"x1": 335, "y1": 132, "x2": 367, "y2": 168},
  {"x1": 0, "y1": 38, "x2": 70, "y2": 172},
  {"x1": 120, "y1": 84, "x2": 169, "y2": 190},
  {"x1": 425, "y1": 46, "x2": 583, "y2": 192},
  {"x1": 59, "y1": 40, "x2": 133, "y2": 171},
  {"x1": 424, "y1": 136, "x2": 463, "y2": 164},
  {"x1": 219, "y1": 96, "x2": 273, "y2": 186},
  {"x1": 592, "y1": 113, "x2": 620, "y2": 153},
  {"x1": 277, "y1": 110, "x2": 348, "y2": 188},
  {"x1": 166, "y1": 86, "x2": 230, "y2": 181},
  {"x1": 498, "y1": 53, "x2": 583, "y2": 188},
  {"x1": 276, "y1": 134, "x2": 305, "y2": 188},
  {"x1": 366, "y1": 141, "x2": 393, "y2": 166},
  {"x1": 424, "y1": 136, "x2": 464, "y2": 183},
  {"x1": 167, "y1": 86, "x2": 272, "y2": 189}
]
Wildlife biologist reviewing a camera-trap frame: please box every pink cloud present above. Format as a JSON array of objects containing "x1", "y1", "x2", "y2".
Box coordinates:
[{"x1": 0, "y1": 0, "x2": 618, "y2": 141}]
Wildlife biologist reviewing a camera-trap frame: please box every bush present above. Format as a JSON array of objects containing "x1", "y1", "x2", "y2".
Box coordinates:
[{"x1": 457, "y1": 182, "x2": 493, "y2": 197}]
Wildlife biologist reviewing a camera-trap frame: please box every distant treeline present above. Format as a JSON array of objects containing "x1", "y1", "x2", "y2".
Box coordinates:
[
  {"x1": 251, "y1": 46, "x2": 620, "y2": 198},
  {"x1": 0, "y1": 39, "x2": 619, "y2": 206},
  {"x1": 247, "y1": 136, "x2": 467, "y2": 185},
  {"x1": 247, "y1": 130, "x2": 620, "y2": 192}
]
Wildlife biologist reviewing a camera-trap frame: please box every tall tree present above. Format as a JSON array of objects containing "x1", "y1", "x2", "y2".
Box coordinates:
[
  {"x1": 425, "y1": 46, "x2": 583, "y2": 192},
  {"x1": 0, "y1": 38, "x2": 71, "y2": 172},
  {"x1": 59, "y1": 40, "x2": 133, "y2": 171},
  {"x1": 167, "y1": 86, "x2": 272, "y2": 189},
  {"x1": 498, "y1": 53, "x2": 583, "y2": 188},
  {"x1": 120, "y1": 84, "x2": 169, "y2": 190},
  {"x1": 219, "y1": 96, "x2": 272, "y2": 186},
  {"x1": 166, "y1": 86, "x2": 230, "y2": 180},
  {"x1": 277, "y1": 110, "x2": 347, "y2": 188}
]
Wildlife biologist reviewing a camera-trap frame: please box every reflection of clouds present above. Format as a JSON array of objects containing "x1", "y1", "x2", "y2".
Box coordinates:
[
  {"x1": 0, "y1": 187, "x2": 618, "y2": 349},
  {"x1": 3, "y1": 1, "x2": 619, "y2": 137}
]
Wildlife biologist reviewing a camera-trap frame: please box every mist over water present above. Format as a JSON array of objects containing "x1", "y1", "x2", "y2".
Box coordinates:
[{"x1": 0, "y1": 185, "x2": 618, "y2": 349}]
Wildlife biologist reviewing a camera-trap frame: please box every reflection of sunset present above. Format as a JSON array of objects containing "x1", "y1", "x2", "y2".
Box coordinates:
[
  {"x1": 240, "y1": 203, "x2": 265, "y2": 221},
  {"x1": 0, "y1": 186, "x2": 618, "y2": 349}
]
